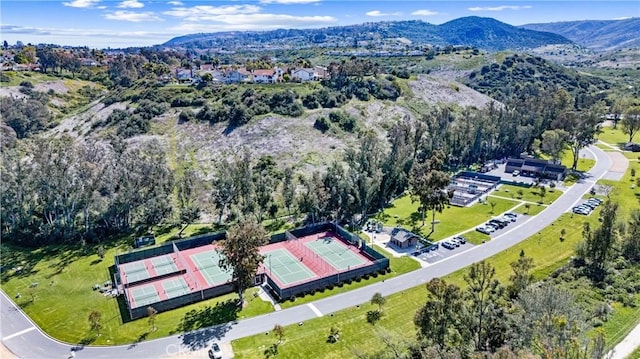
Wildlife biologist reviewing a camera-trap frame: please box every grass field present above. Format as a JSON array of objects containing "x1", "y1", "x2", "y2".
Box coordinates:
[
  {"x1": 491, "y1": 184, "x2": 562, "y2": 205},
  {"x1": 0, "y1": 243, "x2": 273, "y2": 345},
  {"x1": 597, "y1": 300, "x2": 640, "y2": 352},
  {"x1": 0, "y1": 70, "x2": 62, "y2": 86},
  {"x1": 278, "y1": 245, "x2": 421, "y2": 309},
  {"x1": 375, "y1": 195, "x2": 519, "y2": 240},
  {"x1": 598, "y1": 126, "x2": 634, "y2": 147},
  {"x1": 512, "y1": 203, "x2": 547, "y2": 216},
  {"x1": 629, "y1": 346, "x2": 640, "y2": 359},
  {"x1": 460, "y1": 230, "x2": 490, "y2": 245}
]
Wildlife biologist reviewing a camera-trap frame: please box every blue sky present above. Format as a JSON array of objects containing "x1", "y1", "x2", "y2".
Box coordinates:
[{"x1": 1, "y1": 1, "x2": 638, "y2": 48}]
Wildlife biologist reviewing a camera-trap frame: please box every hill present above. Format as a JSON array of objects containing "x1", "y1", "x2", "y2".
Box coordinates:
[
  {"x1": 521, "y1": 18, "x2": 640, "y2": 51},
  {"x1": 163, "y1": 16, "x2": 571, "y2": 51}
]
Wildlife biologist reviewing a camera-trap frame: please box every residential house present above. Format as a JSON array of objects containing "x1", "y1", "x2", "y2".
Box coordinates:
[
  {"x1": 252, "y1": 69, "x2": 277, "y2": 84},
  {"x1": 314, "y1": 66, "x2": 329, "y2": 80},
  {"x1": 226, "y1": 68, "x2": 250, "y2": 84},
  {"x1": 291, "y1": 68, "x2": 315, "y2": 82},
  {"x1": 176, "y1": 68, "x2": 194, "y2": 83}
]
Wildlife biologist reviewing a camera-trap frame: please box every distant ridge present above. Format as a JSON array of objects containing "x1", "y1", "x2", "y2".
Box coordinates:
[
  {"x1": 162, "y1": 16, "x2": 571, "y2": 51},
  {"x1": 521, "y1": 18, "x2": 640, "y2": 50}
]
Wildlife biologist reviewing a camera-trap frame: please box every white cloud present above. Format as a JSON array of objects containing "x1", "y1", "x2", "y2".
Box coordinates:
[
  {"x1": 260, "y1": 0, "x2": 321, "y2": 4},
  {"x1": 411, "y1": 9, "x2": 438, "y2": 16},
  {"x1": 164, "y1": 5, "x2": 262, "y2": 21},
  {"x1": 1, "y1": 24, "x2": 172, "y2": 47},
  {"x1": 118, "y1": 0, "x2": 144, "y2": 8},
  {"x1": 170, "y1": 14, "x2": 336, "y2": 32},
  {"x1": 468, "y1": 5, "x2": 532, "y2": 12},
  {"x1": 613, "y1": 16, "x2": 631, "y2": 20},
  {"x1": 62, "y1": 0, "x2": 101, "y2": 8},
  {"x1": 167, "y1": 1, "x2": 183, "y2": 5},
  {"x1": 104, "y1": 11, "x2": 163, "y2": 22},
  {"x1": 365, "y1": 10, "x2": 401, "y2": 17}
]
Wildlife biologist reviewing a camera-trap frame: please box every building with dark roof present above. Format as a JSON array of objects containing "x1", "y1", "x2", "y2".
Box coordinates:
[
  {"x1": 505, "y1": 158, "x2": 567, "y2": 180},
  {"x1": 389, "y1": 228, "x2": 420, "y2": 248}
]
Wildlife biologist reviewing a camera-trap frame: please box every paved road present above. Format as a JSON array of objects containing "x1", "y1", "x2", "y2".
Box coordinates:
[{"x1": 1, "y1": 146, "x2": 615, "y2": 359}]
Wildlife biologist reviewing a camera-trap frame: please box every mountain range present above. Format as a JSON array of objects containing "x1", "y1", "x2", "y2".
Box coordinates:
[
  {"x1": 163, "y1": 16, "x2": 640, "y2": 53},
  {"x1": 163, "y1": 16, "x2": 571, "y2": 52},
  {"x1": 521, "y1": 17, "x2": 640, "y2": 51}
]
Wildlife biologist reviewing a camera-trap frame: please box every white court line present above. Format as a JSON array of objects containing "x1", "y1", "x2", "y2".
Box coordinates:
[
  {"x1": 3, "y1": 326, "x2": 36, "y2": 341},
  {"x1": 307, "y1": 303, "x2": 323, "y2": 317}
]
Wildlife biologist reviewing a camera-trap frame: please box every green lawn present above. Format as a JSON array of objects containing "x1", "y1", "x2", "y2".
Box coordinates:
[
  {"x1": 0, "y1": 243, "x2": 274, "y2": 345},
  {"x1": 492, "y1": 184, "x2": 562, "y2": 205},
  {"x1": 375, "y1": 195, "x2": 519, "y2": 240},
  {"x1": 598, "y1": 126, "x2": 634, "y2": 148},
  {"x1": 232, "y1": 210, "x2": 602, "y2": 358},
  {"x1": 0, "y1": 70, "x2": 62, "y2": 86},
  {"x1": 279, "y1": 245, "x2": 421, "y2": 309},
  {"x1": 512, "y1": 203, "x2": 547, "y2": 216},
  {"x1": 629, "y1": 346, "x2": 640, "y2": 359},
  {"x1": 597, "y1": 299, "x2": 640, "y2": 352},
  {"x1": 460, "y1": 230, "x2": 490, "y2": 245}
]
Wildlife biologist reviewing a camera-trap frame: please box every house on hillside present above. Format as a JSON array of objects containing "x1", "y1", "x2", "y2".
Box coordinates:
[
  {"x1": 176, "y1": 68, "x2": 194, "y2": 83},
  {"x1": 226, "y1": 68, "x2": 251, "y2": 84},
  {"x1": 291, "y1": 68, "x2": 315, "y2": 82},
  {"x1": 253, "y1": 69, "x2": 277, "y2": 84},
  {"x1": 389, "y1": 228, "x2": 419, "y2": 249}
]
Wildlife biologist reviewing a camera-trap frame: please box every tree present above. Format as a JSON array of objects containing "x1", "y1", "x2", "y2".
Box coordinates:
[
  {"x1": 507, "y1": 254, "x2": 534, "y2": 299},
  {"x1": 88, "y1": 310, "x2": 102, "y2": 336},
  {"x1": 211, "y1": 158, "x2": 237, "y2": 225},
  {"x1": 371, "y1": 292, "x2": 386, "y2": 312},
  {"x1": 414, "y1": 278, "x2": 467, "y2": 351},
  {"x1": 463, "y1": 260, "x2": 507, "y2": 352},
  {"x1": 218, "y1": 220, "x2": 267, "y2": 304},
  {"x1": 622, "y1": 209, "x2": 640, "y2": 263},
  {"x1": 541, "y1": 129, "x2": 568, "y2": 164},
  {"x1": 176, "y1": 166, "x2": 201, "y2": 238},
  {"x1": 282, "y1": 167, "x2": 296, "y2": 217},
  {"x1": 409, "y1": 150, "x2": 451, "y2": 235},
  {"x1": 538, "y1": 186, "x2": 546, "y2": 204},
  {"x1": 621, "y1": 106, "x2": 640, "y2": 143},
  {"x1": 489, "y1": 200, "x2": 497, "y2": 214},
  {"x1": 328, "y1": 326, "x2": 341, "y2": 343},
  {"x1": 147, "y1": 306, "x2": 158, "y2": 331},
  {"x1": 580, "y1": 201, "x2": 619, "y2": 281},
  {"x1": 273, "y1": 324, "x2": 285, "y2": 344},
  {"x1": 510, "y1": 284, "x2": 585, "y2": 357},
  {"x1": 553, "y1": 105, "x2": 603, "y2": 171}
]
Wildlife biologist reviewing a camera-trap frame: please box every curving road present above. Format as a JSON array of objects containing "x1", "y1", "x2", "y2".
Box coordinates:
[{"x1": 1, "y1": 146, "x2": 615, "y2": 359}]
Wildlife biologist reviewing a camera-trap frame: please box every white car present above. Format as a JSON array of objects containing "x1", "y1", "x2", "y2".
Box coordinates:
[
  {"x1": 209, "y1": 343, "x2": 223, "y2": 359},
  {"x1": 512, "y1": 170, "x2": 520, "y2": 176}
]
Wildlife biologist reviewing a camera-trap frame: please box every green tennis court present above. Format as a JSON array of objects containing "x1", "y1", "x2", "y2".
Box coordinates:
[
  {"x1": 151, "y1": 255, "x2": 178, "y2": 276},
  {"x1": 130, "y1": 284, "x2": 160, "y2": 308},
  {"x1": 121, "y1": 261, "x2": 151, "y2": 283},
  {"x1": 306, "y1": 238, "x2": 366, "y2": 270},
  {"x1": 161, "y1": 277, "x2": 190, "y2": 299},
  {"x1": 190, "y1": 250, "x2": 232, "y2": 286},
  {"x1": 263, "y1": 248, "x2": 315, "y2": 285}
]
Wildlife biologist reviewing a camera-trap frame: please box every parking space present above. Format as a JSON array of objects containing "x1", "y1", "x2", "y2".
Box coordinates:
[
  {"x1": 414, "y1": 242, "x2": 475, "y2": 264},
  {"x1": 485, "y1": 164, "x2": 537, "y2": 185}
]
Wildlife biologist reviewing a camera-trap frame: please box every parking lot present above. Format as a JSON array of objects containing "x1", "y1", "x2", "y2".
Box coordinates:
[{"x1": 414, "y1": 241, "x2": 475, "y2": 264}]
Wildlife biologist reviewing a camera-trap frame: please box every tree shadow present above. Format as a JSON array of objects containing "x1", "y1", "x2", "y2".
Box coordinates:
[{"x1": 170, "y1": 299, "x2": 239, "y2": 350}]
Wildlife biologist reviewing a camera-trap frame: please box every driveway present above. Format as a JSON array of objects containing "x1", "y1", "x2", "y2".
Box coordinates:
[{"x1": 0, "y1": 146, "x2": 615, "y2": 359}]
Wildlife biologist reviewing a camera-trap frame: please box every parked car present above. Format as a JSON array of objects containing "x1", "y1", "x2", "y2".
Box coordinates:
[
  {"x1": 133, "y1": 235, "x2": 155, "y2": 249},
  {"x1": 588, "y1": 197, "x2": 603, "y2": 204},
  {"x1": 488, "y1": 220, "x2": 506, "y2": 229},
  {"x1": 512, "y1": 170, "x2": 520, "y2": 176},
  {"x1": 476, "y1": 226, "x2": 492, "y2": 234},
  {"x1": 453, "y1": 235, "x2": 467, "y2": 244},
  {"x1": 209, "y1": 342, "x2": 223, "y2": 359},
  {"x1": 441, "y1": 241, "x2": 455, "y2": 249}
]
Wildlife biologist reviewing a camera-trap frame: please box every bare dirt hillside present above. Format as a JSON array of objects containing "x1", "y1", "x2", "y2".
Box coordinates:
[{"x1": 408, "y1": 74, "x2": 499, "y2": 109}]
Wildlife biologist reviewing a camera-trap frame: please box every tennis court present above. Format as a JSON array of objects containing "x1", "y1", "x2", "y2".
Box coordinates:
[
  {"x1": 130, "y1": 284, "x2": 160, "y2": 308},
  {"x1": 121, "y1": 261, "x2": 151, "y2": 283},
  {"x1": 151, "y1": 255, "x2": 178, "y2": 276},
  {"x1": 263, "y1": 248, "x2": 316, "y2": 286},
  {"x1": 161, "y1": 277, "x2": 190, "y2": 299},
  {"x1": 190, "y1": 250, "x2": 232, "y2": 286},
  {"x1": 306, "y1": 237, "x2": 367, "y2": 270}
]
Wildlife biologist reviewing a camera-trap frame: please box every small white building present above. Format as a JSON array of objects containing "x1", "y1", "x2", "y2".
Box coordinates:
[
  {"x1": 291, "y1": 68, "x2": 315, "y2": 82},
  {"x1": 252, "y1": 69, "x2": 278, "y2": 84}
]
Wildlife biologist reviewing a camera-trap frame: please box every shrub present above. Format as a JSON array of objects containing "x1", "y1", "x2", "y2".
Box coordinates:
[
  {"x1": 178, "y1": 110, "x2": 195, "y2": 123},
  {"x1": 366, "y1": 310, "x2": 382, "y2": 324},
  {"x1": 19, "y1": 81, "x2": 34, "y2": 88},
  {"x1": 314, "y1": 117, "x2": 330, "y2": 132}
]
